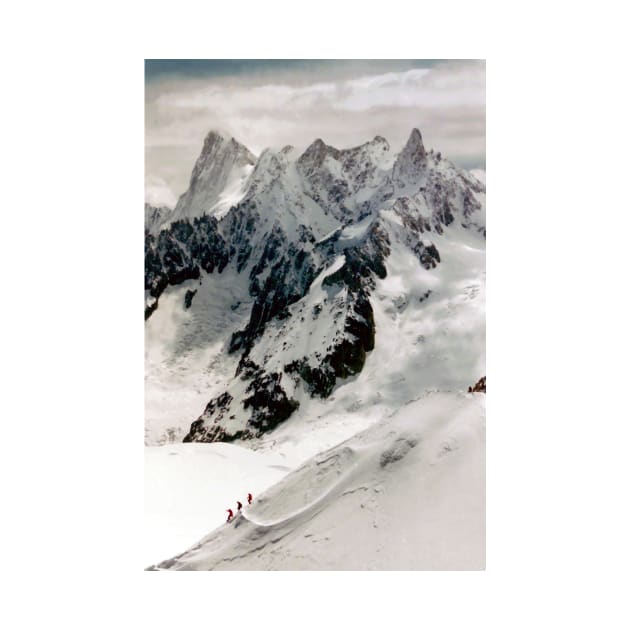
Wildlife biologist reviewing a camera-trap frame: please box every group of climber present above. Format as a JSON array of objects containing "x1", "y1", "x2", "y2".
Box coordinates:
[{"x1": 226, "y1": 493, "x2": 253, "y2": 522}]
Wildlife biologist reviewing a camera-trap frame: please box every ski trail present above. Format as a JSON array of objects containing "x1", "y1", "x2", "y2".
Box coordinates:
[{"x1": 241, "y1": 461, "x2": 365, "y2": 528}]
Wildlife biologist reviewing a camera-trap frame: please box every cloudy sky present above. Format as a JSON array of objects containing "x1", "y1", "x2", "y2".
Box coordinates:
[{"x1": 145, "y1": 60, "x2": 485, "y2": 208}]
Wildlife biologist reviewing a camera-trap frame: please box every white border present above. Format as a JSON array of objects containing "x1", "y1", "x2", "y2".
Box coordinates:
[{"x1": 3, "y1": 1, "x2": 629, "y2": 629}]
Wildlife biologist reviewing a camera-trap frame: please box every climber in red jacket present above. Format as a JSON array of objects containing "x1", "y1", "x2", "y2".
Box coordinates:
[
  {"x1": 247, "y1": 493, "x2": 253, "y2": 505},
  {"x1": 226, "y1": 508, "x2": 234, "y2": 522}
]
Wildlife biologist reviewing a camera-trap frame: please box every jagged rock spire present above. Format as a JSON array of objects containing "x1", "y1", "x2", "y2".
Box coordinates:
[
  {"x1": 298, "y1": 138, "x2": 341, "y2": 170},
  {"x1": 400, "y1": 128, "x2": 426, "y2": 164},
  {"x1": 392, "y1": 128, "x2": 428, "y2": 186}
]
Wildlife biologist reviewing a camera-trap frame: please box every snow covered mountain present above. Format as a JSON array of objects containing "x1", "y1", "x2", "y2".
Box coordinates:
[
  {"x1": 170, "y1": 131, "x2": 256, "y2": 224},
  {"x1": 145, "y1": 128, "x2": 485, "y2": 445},
  {"x1": 144, "y1": 127, "x2": 485, "y2": 569}
]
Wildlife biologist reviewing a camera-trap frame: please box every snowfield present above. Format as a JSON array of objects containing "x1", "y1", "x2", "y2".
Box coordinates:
[{"x1": 147, "y1": 391, "x2": 485, "y2": 570}]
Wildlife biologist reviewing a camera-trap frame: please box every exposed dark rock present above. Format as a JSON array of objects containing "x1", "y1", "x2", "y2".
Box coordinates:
[
  {"x1": 189, "y1": 215, "x2": 229, "y2": 273},
  {"x1": 414, "y1": 242, "x2": 441, "y2": 269},
  {"x1": 236, "y1": 357, "x2": 264, "y2": 380},
  {"x1": 183, "y1": 392, "x2": 234, "y2": 442},
  {"x1": 390, "y1": 198, "x2": 442, "y2": 270},
  {"x1": 144, "y1": 299, "x2": 158, "y2": 320},
  {"x1": 185, "y1": 422, "x2": 255, "y2": 444},
  {"x1": 380, "y1": 437, "x2": 419, "y2": 467},
  {"x1": 392, "y1": 128, "x2": 427, "y2": 186},
  {"x1": 223, "y1": 200, "x2": 260, "y2": 272},
  {"x1": 243, "y1": 372, "x2": 299, "y2": 432},
  {"x1": 144, "y1": 216, "x2": 228, "y2": 320},
  {"x1": 298, "y1": 224, "x2": 316, "y2": 244},
  {"x1": 394, "y1": 197, "x2": 433, "y2": 234},
  {"x1": 230, "y1": 240, "x2": 316, "y2": 353},
  {"x1": 297, "y1": 136, "x2": 393, "y2": 222},
  {"x1": 285, "y1": 359, "x2": 337, "y2": 399},
  {"x1": 185, "y1": 365, "x2": 300, "y2": 442},
  {"x1": 468, "y1": 376, "x2": 486, "y2": 393},
  {"x1": 290, "y1": 262, "x2": 379, "y2": 398},
  {"x1": 322, "y1": 221, "x2": 390, "y2": 291},
  {"x1": 183, "y1": 289, "x2": 197, "y2": 309}
]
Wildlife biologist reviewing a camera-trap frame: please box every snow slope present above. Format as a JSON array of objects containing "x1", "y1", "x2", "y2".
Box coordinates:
[
  {"x1": 148, "y1": 391, "x2": 485, "y2": 571},
  {"x1": 144, "y1": 267, "x2": 253, "y2": 445},
  {"x1": 144, "y1": 442, "x2": 292, "y2": 567}
]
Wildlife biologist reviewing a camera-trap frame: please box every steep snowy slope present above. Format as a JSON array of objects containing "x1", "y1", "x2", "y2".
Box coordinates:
[
  {"x1": 144, "y1": 441, "x2": 291, "y2": 566},
  {"x1": 147, "y1": 391, "x2": 485, "y2": 571},
  {"x1": 144, "y1": 266, "x2": 253, "y2": 445}
]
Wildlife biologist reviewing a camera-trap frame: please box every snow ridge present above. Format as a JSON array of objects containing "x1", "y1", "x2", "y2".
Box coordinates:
[{"x1": 147, "y1": 391, "x2": 485, "y2": 571}]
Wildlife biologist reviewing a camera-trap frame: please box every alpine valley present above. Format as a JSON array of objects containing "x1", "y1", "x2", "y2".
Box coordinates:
[{"x1": 144, "y1": 128, "x2": 486, "y2": 570}]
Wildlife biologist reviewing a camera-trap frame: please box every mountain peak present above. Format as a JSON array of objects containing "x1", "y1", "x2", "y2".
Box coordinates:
[
  {"x1": 200, "y1": 130, "x2": 253, "y2": 158},
  {"x1": 304, "y1": 137, "x2": 335, "y2": 155},
  {"x1": 392, "y1": 128, "x2": 428, "y2": 186},
  {"x1": 298, "y1": 138, "x2": 340, "y2": 169},
  {"x1": 201, "y1": 129, "x2": 227, "y2": 150},
  {"x1": 168, "y1": 131, "x2": 256, "y2": 223},
  {"x1": 372, "y1": 135, "x2": 389, "y2": 146},
  {"x1": 192, "y1": 132, "x2": 255, "y2": 181},
  {"x1": 404, "y1": 128, "x2": 425, "y2": 157}
]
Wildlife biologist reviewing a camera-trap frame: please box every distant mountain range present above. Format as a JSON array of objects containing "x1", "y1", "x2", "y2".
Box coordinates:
[{"x1": 145, "y1": 128, "x2": 485, "y2": 445}]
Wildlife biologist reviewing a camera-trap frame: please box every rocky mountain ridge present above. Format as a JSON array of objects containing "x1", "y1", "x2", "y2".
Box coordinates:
[{"x1": 145, "y1": 128, "x2": 486, "y2": 443}]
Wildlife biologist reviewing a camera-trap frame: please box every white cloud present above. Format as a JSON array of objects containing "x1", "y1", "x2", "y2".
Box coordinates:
[
  {"x1": 145, "y1": 61, "x2": 485, "y2": 206},
  {"x1": 144, "y1": 174, "x2": 178, "y2": 209}
]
